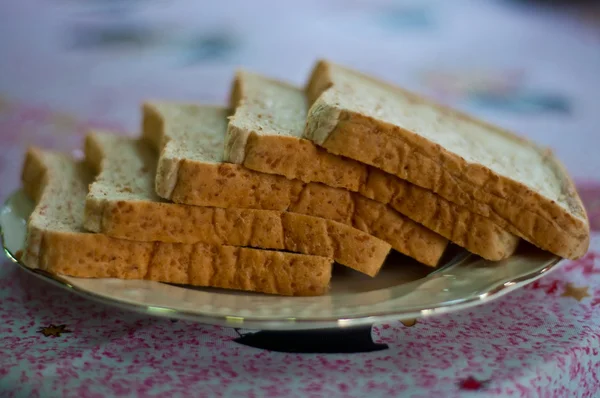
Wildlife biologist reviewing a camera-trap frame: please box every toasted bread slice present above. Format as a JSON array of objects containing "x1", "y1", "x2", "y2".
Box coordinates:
[
  {"x1": 225, "y1": 70, "x2": 366, "y2": 190},
  {"x1": 20, "y1": 148, "x2": 332, "y2": 296},
  {"x1": 221, "y1": 76, "x2": 517, "y2": 260},
  {"x1": 143, "y1": 102, "x2": 449, "y2": 267},
  {"x1": 305, "y1": 60, "x2": 589, "y2": 259},
  {"x1": 84, "y1": 132, "x2": 391, "y2": 276}
]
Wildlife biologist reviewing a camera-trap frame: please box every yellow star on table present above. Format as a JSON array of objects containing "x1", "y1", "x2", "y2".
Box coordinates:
[
  {"x1": 561, "y1": 283, "x2": 590, "y2": 302},
  {"x1": 37, "y1": 324, "x2": 72, "y2": 337}
]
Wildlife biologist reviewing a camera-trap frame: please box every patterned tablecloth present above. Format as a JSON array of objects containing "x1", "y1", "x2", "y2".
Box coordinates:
[{"x1": 1, "y1": 0, "x2": 600, "y2": 397}]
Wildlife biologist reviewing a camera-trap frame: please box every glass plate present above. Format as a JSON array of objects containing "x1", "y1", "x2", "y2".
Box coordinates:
[{"x1": 1, "y1": 190, "x2": 562, "y2": 330}]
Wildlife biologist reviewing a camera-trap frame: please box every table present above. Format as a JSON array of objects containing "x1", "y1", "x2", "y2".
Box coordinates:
[{"x1": 1, "y1": 1, "x2": 599, "y2": 396}]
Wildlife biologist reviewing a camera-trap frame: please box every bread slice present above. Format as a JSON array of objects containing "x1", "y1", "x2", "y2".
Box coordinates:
[
  {"x1": 20, "y1": 148, "x2": 333, "y2": 296},
  {"x1": 360, "y1": 168, "x2": 519, "y2": 260},
  {"x1": 84, "y1": 131, "x2": 391, "y2": 276},
  {"x1": 221, "y1": 75, "x2": 517, "y2": 260},
  {"x1": 143, "y1": 103, "x2": 301, "y2": 209},
  {"x1": 225, "y1": 70, "x2": 366, "y2": 191},
  {"x1": 143, "y1": 102, "x2": 449, "y2": 267},
  {"x1": 305, "y1": 60, "x2": 589, "y2": 259}
]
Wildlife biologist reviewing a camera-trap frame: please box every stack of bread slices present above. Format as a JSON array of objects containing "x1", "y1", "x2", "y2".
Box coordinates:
[{"x1": 19, "y1": 60, "x2": 590, "y2": 296}]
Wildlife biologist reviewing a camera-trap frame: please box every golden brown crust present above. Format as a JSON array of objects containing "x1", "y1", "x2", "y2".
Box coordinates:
[
  {"x1": 243, "y1": 132, "x2": 367, "y2": 191},
  {"x1": 172, "y1": 162, "x2": 444, "y2": 267},
  {"x1": 36, "y1": 234, "x2": 332, "y2": 296},
  {"x1": 323, "y1": 111, "x2": 587, "y2": 258},
  {"x1": 305, "y1": 60, "x2": 589, "y2": 259},
  {"x1": 360, "y1": 168, "x2": 519, "y2": 260},
  {"x1": 288, "y1": 181, "x2": 448, "y2": 265},
  {"x1": 38, "y1": 231, "x2": 154, "y2": 278},
  {"x1": 146, "y1": 104, "x2": 448, "y2": 267},
  {"x1": 296, "y1": 108, "x2": 520, "y2": 260},
  {"x1": 149, "y1": 243, "x2": 333, "y2": 296},
  {"x1": 21, "y1": 148, "x2": 333, "y2": 296},
  {"x1": 279, "y1": 212, "x2": 391, "y2": 276},
  {"x1": 172, "y1": 161, "x2": 304, "y2": 210},
  {"x1": 88, "y1": 197, "x2": 393, "y2": 276},
  {"x1": 351, "y1": 195, "x2": 449, "y2": 265},
  {"x1": 231, "y1": 64, "x2": 515, "y2": 260},
  {"x1": 227, "y1": 71, "x2": 367, "y2": 190},
  {"x1": 83, "y1": 131, "x2": 393, "y2": 276}
]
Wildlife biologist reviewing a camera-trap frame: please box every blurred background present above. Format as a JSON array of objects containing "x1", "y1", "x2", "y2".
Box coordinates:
[{"x1": 0, "y1": 0, "x2": 598, "y2": 192}]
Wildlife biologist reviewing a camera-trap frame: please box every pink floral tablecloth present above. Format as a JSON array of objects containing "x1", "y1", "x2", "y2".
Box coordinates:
[{"x1": 1, "y1": 1, "x2": 600, "y2": 397}]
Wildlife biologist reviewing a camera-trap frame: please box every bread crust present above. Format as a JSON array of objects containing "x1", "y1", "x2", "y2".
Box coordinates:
[
  {"x1": 84, "y1": 133, "x2": 394, "y2": 275},
  {"x1": 173, "y1": 162, "x2": 445, "y2": 267},
  {"x1": 20, "y1": 148, "x2": 333, "y2": 296},
  {"x1": 305, "y1": 60, "x2": 589, "y2": 259},
  {"x1": 360, "y1": 167, "x2": 519, "y2": 260},
  {"x1": 226, "y1": 71, "x2": 366, "y2": 191},
  {"x1": 144, "y1": 103, "x2": 448, "y2": 267},
  {"x1": 224, "y1": 70, "x2": 518, "y2": 260}
]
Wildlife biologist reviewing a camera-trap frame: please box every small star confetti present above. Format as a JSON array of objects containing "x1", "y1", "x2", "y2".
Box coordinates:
[
  {"x1": 458, "y1": 376, "x2": 489, "y2": 391},
  {"x1": 561, "y1": 283, "x2": 590, "y2": 302},
  {"x1": 400, "y1": 319, "x2": 417, "y2": 327},
  {"x1": 37, "y1": 324, "x2": 72, "y2": 337}
]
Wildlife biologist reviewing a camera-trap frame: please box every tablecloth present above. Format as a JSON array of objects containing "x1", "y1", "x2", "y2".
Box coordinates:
[{"x1": 1, "y1": 0, "x2": 600, "y2": 396}]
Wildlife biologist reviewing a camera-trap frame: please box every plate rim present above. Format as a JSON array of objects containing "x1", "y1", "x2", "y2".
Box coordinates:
[{"x1": 0, "y1": 190, "x2": 564, "y2": 330}]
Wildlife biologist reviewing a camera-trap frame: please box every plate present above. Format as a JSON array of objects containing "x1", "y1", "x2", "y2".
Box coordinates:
[{"x1": 1, "y1": 190, "x2": 562, "y2": 330}]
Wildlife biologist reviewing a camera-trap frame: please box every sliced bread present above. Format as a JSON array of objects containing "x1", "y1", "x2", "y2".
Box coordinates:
[
  {"x1": 225, "y1": 70, "x2": 366, "y2": 190},
  {"x1": 304, "y1": 60, "x2": 589, "y2": 259},
  {"x1": 143, "y1": 103, "x2": 302, "y2": 209},
  {"x1": 84, "y1": 131, "x2": 392, "y2": 276},
  {"x1": 222, "y1": 76, "x2": 517, "y2": 260},
  {"x1": 360, "y1": 168, "x2": 519, "y2": 260},
  {"x1": 143, "y1": 102, "x2": 449, "y2": 267},
  {"x1": 20, "y1": 148, "x2": 333, "y2": 296}
]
